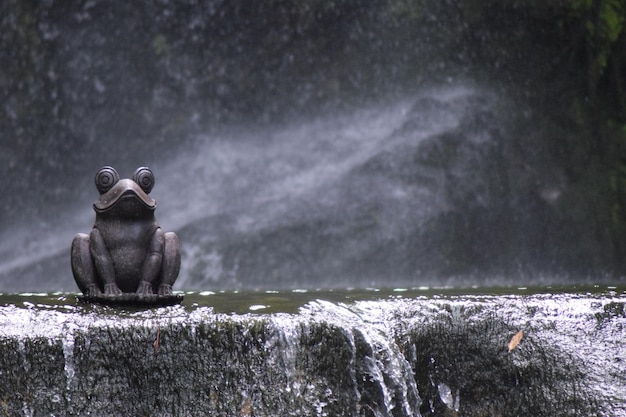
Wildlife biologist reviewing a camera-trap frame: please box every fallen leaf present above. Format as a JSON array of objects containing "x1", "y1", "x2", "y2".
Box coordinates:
[
  {"x1": 240, "y1": 398, "x2": 252, "y2": 416},
  {"x1": 154, "y1": 326, "x2": 161, "y2": 356},
  {"x1": 508, "y1": 330, "x2": 524, "y2": 352}
]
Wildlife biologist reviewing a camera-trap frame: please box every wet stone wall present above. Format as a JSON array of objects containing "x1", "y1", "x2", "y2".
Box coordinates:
[{"x1": 0, "y1": 291, "x2": 624, "y2": 416}]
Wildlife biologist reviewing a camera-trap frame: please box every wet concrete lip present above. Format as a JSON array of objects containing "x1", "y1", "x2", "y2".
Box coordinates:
[{"x1": 1, "y1": 284, "x2": 624, "y2": 314}]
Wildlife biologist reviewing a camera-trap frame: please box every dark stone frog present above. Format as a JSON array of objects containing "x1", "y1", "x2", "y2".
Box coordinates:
[{"x1": 71, "y1": 166, "x2": 181, "y2": 299}]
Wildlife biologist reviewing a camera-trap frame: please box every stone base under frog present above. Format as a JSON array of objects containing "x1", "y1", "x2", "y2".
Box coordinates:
[{"x1": 77, "y1": 293, "x2": 184, "y2": 307}]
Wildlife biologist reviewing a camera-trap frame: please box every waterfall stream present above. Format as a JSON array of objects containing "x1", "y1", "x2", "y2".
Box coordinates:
[
  {"x1": 2, "y1": 1, "x2": 623, "y2": 290},
  {"x1": 1, "y1": 87, "x2": 512, "y2": 291}
]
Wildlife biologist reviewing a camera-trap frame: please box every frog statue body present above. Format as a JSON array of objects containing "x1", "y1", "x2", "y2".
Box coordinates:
[{"x1": 71, "y1": 166, "x2": 181, "y2": 304}]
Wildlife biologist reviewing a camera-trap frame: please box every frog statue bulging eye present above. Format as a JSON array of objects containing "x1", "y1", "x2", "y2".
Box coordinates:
[
  {"x1": 95, "y1": 166, "x2": 120, "y2": 194},
  {"x1": 132, "y1": 167, "x2": 155, "y2": 194}
]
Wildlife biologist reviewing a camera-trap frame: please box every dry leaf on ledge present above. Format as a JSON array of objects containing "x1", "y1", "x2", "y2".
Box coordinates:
[{"x1": 508, "y1": 330, "x2": 524, "y2": 352}]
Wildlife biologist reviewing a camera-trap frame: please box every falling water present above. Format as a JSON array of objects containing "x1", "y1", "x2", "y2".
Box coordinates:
[
  {"x1": 2, "y1": 1, "x2": 623, "y2": 291},
  {"x1": 0, "y1": 86, "x2": 509, "y2": 291}
]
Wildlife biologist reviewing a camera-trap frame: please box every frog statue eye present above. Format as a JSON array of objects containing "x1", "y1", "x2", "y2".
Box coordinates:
[
  {"x1": 94, "y1": 166, "x2": 120, "y2": 194},
  {"x1": 132, "y1": 167, "x2": 155, "y2": 194}
]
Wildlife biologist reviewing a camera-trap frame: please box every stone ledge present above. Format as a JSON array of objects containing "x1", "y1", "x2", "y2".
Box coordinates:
[{"x1": 0, "y1": 290, "x2": 624, "y2": 416}]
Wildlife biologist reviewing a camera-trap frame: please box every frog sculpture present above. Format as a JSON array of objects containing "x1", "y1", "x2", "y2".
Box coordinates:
[{"x1": 71, "y1": 166, "x2": 182, "y2": 305}]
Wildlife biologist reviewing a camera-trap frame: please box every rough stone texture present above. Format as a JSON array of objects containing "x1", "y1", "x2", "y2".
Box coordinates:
[{"x1": 0, "y1": 291, "x2": 624, "y2": 416}]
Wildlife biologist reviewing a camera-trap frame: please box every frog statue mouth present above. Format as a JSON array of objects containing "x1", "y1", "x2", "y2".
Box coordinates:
[{"x1": 92, "y1": 167, "x2": 157, "y2": 213}]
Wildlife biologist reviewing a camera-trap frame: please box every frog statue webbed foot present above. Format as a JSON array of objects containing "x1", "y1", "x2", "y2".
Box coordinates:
[{"x1": 71, "y1": 166, "x2": 182, "y2": 306}]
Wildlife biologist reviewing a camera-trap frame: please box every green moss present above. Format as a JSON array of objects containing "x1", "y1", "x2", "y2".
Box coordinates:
[{"x1": 151, "y1": 34, "x2": 170, "y2": 57}]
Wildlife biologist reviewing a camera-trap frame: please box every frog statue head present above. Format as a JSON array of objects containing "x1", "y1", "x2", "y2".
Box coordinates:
[{"x1": 71, "y1": 166, "x2": 182, "y2": 306}]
